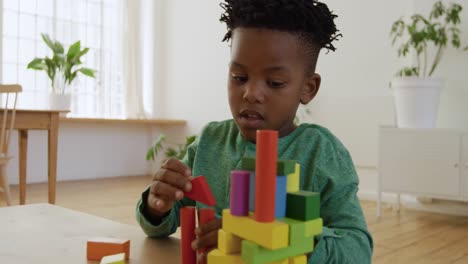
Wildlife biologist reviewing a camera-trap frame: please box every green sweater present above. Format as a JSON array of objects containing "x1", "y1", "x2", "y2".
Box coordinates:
[{"x1": 136, "y1": 119, "x2": 373, "y2": 263}]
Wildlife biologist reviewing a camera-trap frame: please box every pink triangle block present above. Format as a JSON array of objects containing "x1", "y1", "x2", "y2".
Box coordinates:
[{"x1": 184, "y1": 176, "x2": 216, "y2": 206}]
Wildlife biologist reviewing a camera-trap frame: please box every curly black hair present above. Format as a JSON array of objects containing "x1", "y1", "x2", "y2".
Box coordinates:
[{"x1": 220, "y1": 0, "x2": 341, "y2": 71}]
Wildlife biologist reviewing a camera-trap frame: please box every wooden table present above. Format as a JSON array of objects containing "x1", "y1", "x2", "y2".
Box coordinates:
[
  {"x1": 0, "y1": 204, "x2": 181, "y2": 263},
  {"x1": 0, "y1": 109, "x2": 66, "y2": 205}
]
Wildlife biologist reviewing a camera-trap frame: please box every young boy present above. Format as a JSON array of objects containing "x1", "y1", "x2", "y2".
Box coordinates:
[{"x1": 136, "y1": 0, "x2": 373, "y2": 263}]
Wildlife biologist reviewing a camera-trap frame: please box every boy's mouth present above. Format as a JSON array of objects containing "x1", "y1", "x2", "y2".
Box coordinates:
[{"x1": 239, "y1": 109, "x2": 265, "y2": 128}]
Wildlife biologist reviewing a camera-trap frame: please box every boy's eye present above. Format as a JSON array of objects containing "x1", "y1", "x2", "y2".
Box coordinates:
[
  {"x1": 231, "y1": 74, "x2": 248, "y2": 83},
  {"x1": 267, "y1": 80, "x2": 286, "y2": 88}
]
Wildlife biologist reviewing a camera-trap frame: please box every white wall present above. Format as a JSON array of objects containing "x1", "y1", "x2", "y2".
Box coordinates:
[{"x1": 6, "y1": 123, "x2": 158, "y2": 184}]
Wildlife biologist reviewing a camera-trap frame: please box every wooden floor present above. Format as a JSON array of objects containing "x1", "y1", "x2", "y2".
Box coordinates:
[{"x1": 1, "y1": 175, "x2": 468, "y2": 263}]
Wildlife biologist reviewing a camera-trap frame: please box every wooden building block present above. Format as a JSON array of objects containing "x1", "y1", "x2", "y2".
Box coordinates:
[
  {"x1": 218, "y1": 229, "x2": 242, "y2": 254},
  {"x1": 207, "y1": 249, "x2": 244, "y2": 264},
  {"x1": 286, "y1": 164, "x2": 300, "y2": 193},
  {"x1": 275, "y1": 175, "x2": 287, "y2": 218},
  {"x1": 198, "y1": 208, "x2": 216, "y2": 264},
  {"x1": 184, "y1": 176, "x2": 216, "y2": 206},
  {"x1": 286, "y1": 191, "x2": 320, "y2": 221},
  {"x1": 230, "y1": 170, "x2": 251, "y2": 216},
  {"x1": 288, "y1": 255, "x2": 307, "y2": 264},
  {"x1": 100, "y1": 253, "x2": 125, "y2": 264},
  {"x1": 249, "y1": 172, "x2": 255, "y2": 212},
  {"x1": 241, "y1": 157, "x2": 296, "y2": 175},
  {"x1": 304, "y1": 218, "x2": 323, "y2": 237},
  {"x1": 180, "y1": 207, "x2": 196, "y2": 264},
  {"x1": 254, "y1": 130, "x2": 278, "y2": 222},
  {"x1": 86, "y1": 237, "x2": 130, "y2": 261},
  {"x1": 222, "y1": 209, "x2": 289, "y2": 250},
  {"x1": 278, "y1": 217, "x2": 323, "y2": 245},
  {"x1": 249, "y1": 174, "x2": 287, "y2": 218},
  {"x1": 277, "y1": 218, "x2": 307, "y2": 246},
  {"x1": 241, "y1": 239, "x2": 314, "y2": 264}
]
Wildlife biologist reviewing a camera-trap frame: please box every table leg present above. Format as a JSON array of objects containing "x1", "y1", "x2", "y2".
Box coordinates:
[
  {"x1": 18, "y1": 129, "x2": 28, "y2": 205},
  {"x1": 48, "y1": 113, "x2": 59, "y2": 204}
]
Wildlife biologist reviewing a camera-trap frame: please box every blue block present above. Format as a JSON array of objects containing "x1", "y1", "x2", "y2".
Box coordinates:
[
  {"x1": 275, "y1": 175, "x2": 287, "y2": 218},
  {"x1": 249, "y1": 173, "x2": 286, "y2": 218},
  {"x1": 249, "y1": 172, "x2": 255, "y2": 212}
]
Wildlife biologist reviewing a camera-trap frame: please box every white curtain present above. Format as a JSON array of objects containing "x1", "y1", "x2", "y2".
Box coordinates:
[{"x1": 123, "y1": 0, "x2": 154, "y2": 119}]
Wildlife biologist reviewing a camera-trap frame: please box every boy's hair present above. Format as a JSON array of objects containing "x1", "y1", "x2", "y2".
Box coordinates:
[{"x1": 219, "y1": 0, "x2": 341, "y2": 72}]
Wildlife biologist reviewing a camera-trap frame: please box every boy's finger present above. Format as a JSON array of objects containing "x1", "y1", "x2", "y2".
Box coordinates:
[
  {"x1": 195, "y1": 218, "x2": 222, "y2": 236},
  {"x1": 150, "y1": 181, "x2": 185, "y2": 201},
  {"x1": 153, "y1": 168, "x2": 192, "y2": 192},
  {"x1": 162, "y1": 158, "x2": 192, "y2": 177},
  {"x1": 192, "y1": 229, "x2": 218, "y2": 250}
]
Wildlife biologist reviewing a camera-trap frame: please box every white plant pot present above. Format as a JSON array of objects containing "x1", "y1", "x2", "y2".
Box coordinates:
[
  {"x1": 49, "y1": 93, "x2": 71, "y2": 115},
  {"x1": 391, "y1": 77, "x2": 443, "y2": 128}
]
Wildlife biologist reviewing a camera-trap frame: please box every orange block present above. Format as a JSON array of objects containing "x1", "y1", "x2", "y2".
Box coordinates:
[{"x1": 86, "y1": 237, "x2": 130, "y2": 261}]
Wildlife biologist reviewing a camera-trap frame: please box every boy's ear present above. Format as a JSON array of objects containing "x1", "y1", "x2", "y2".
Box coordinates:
[{"x1": 300, "y1": 73, "x2": 321, "y2": 104}]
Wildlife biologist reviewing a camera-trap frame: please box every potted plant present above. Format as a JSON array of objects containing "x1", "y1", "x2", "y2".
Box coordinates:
[
  {"x1": 390, "y1": 1, "x2": 468, "y2": 128},
  {"x1": 27, "y1": 33, "x2": 96, "y2": 112},
  {"x1": 146, "y1": 134, "x2": 197, "y2": 174}
]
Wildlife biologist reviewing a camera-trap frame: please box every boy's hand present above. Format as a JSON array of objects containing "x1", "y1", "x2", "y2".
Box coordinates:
[
  {"x1": 146, "y1": 158, "x2": 193, "y2": 217},
  {"x1": 192, "y1": 218, "x2": 222, "y2": 263}
]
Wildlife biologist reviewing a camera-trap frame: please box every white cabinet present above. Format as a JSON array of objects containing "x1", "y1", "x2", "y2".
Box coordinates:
[
  {"x1": 463, "y1": 134, "x2": 468, "y2": 201},
  {"x1": 377, "y1": 127, "x2": 468, "y2": 216}
]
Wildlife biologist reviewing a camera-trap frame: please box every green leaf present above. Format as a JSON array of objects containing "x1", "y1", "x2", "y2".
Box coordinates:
[
  {"x1": 146, "y1": 135, "x2": 166, "y2": 160},
  {"x1": 78, "y1": 68, "x2": 96, "y2": 78},
  {"x1": 27, "y1": 58, "x2": 47, "y2": 70},
  {"x1": 67, "y1": 41, "x2": 81, "y2": 61}
]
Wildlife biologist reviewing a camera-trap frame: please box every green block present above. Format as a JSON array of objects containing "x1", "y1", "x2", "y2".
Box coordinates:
[
  {"x1": 241, "y1": 239, "x2": 314, "y2": 264},
  {"x1": 286, "y1": 191, "x2": 320, "y2": 221},
  {"x1": 305, "y1": 218, "x2": 323, "y2": 237},
  {"x1": 241, "y1": 157, "x2": 296, "y2": 175},
  {"x1": 278, "y1": 218, "x2": 307, "y2": 246}
]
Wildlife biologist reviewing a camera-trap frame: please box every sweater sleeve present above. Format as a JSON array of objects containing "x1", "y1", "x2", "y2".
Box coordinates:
[
  {"x1": 135, "y1": 134, "x2": 199, "y2": 238},
  {"x1": 307, "y1": 148, "x2": 373, "y2": 263}
]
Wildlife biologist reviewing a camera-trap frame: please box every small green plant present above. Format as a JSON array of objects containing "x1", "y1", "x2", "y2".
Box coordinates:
[
  {"x1": 27, "y1": 33, "x2": 96, "y2": 94},
  {"x1": 146, "y1": 134, "x2": 197, "y2": 161},
  {"x1": 390, "y1": 1, "x2": 468, "y2": 77}
]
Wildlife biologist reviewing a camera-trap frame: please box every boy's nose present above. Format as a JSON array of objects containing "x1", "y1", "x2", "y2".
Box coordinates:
[{"x1": 243, "y1": 82, "x2": 265, "y2": 104}]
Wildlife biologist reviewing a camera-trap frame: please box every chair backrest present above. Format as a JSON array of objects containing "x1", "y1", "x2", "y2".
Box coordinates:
[{"x1": 0, "y1": 84, "x2": 22, "y2": 157}]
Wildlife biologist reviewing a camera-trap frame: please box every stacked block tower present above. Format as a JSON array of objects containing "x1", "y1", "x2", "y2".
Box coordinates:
[{"x1": 207, "y1": 130, "x2": 323, "y2": 264}]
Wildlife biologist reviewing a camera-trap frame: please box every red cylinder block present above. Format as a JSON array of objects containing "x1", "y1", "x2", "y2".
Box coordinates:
[
  {"x1": 254, "y1": 130, "x2": 278, "y2": 222},
  {"x1": 180, "y1": 207, "x2": 196, "y2": 264}
]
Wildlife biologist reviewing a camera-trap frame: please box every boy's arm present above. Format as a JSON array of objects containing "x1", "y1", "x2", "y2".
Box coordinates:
[
  {"x1": 308, "y1": 150, "x2": 373, "y2": 264},
  {"x1": 136, "y1": 188, "x2": 195, "y2": 238},
  {"x1": 136, "y1": 134, "x2": 199, "y2": 238}
]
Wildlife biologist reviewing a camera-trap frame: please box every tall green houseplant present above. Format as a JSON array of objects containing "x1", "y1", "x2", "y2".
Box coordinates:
[
  {"x1": 390, "y1": 1, "x2": 468, "y2": 77},
  {"x1": 27, "y1": 33, "x2": 96, "y2": 94},
  {"x1": 389, "y1": 1, "x2": 468, "y2": 129}
]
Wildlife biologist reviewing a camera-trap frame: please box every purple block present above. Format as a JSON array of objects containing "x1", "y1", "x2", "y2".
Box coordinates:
[{"x1": 230, "y1": 170, "x2": 251, "y2": 216}]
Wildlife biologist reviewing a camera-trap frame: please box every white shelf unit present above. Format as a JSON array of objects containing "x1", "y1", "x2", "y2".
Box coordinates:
[{"x1": 377, "y1": 126, "x2": 468, "y2": 217}]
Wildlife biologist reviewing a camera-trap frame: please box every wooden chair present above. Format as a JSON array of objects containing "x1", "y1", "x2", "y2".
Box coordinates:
[{"x1": 0, "y1": 84, "x2": 22, "y2": 206}]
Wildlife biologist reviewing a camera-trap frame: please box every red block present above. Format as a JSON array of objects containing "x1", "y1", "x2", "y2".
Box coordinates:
[
  {"x1": 184, "y1": 176, "x2": 216, "y2": 206},
  {"x1": 197, "y1": 208, "x2": 215, "y2": 264},
  {"x1": 254, "y1": 130, "x2": 278, "y2": 222},
  {"x1": 181, "y1": 207, "x2": 196, "y2": 264}
]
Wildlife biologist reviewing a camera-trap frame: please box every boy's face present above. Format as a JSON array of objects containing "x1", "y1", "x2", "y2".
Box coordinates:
[{"x1": 228, "y1": 28, "x2": 320, "y2": 143}]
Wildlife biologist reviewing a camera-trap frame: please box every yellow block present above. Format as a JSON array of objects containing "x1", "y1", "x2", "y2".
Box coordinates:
[
  {"x1": 100, "y1": 253, "x2": 125, "y2": 264},
  {"x1": 219, "y1": 229, "x2": 242, "y2": 254},
  {"x1": 222, "y1": 209, "x2": 289, "y2": 250},
  {"x1": 286, "y1": 164, "x2": 300, "y2": 192},
  {"x1": 289, "y1": 255, "x2": 307, "y2": 264},
  {"x1": 207, "y1": 249, "x2": 244, "y2": 264},
  {"x1": 305, "y1": 218, "x2": 323, "y2": 237}
]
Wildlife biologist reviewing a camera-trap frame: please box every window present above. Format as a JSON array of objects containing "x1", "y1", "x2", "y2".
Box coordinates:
[{"x1": 1, "y1": 0, "x2": 125, "y2": 118}]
